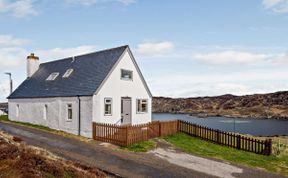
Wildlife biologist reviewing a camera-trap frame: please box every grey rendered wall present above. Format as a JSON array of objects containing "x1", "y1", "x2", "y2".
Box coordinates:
[{"x1": 8, "y1": 96, "x2": 93, "y2": 138}]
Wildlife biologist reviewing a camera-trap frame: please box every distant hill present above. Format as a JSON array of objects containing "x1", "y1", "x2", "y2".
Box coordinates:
[{"x1": 153, "y1": 91, "x2": 288, "y2": 119}]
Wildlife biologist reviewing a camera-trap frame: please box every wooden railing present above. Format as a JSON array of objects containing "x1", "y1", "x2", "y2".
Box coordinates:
[
  {"x1": 93, "y1": 120, "x2": 178, "y2": 146},
  {"x1": 93, "y1": 120, "x2": 272, "y2": 155},
  {"x1": 178, "y1": 120, "x2": 272, "y2": 155}
]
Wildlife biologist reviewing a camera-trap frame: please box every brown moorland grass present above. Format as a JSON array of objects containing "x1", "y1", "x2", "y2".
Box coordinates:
[{"x1": 0, "y1": 131, "x2": 107, "y2": 178}]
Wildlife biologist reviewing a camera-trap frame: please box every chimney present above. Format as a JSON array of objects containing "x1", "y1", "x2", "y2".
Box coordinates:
[{"x1": 27, "y1": 53, "x2": 39, "y2": 78}]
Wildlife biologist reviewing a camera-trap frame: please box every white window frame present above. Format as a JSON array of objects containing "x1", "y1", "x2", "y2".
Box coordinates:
[
  {"x1": 104, "y1": 98, "x2": 112, "y2": 116},
  {"x1": 120, "y1": 69, "x2": 133, "y2": 81},
  {"x1": 16, "y1": 104, "x2": 19, "y2": 117},
  {"x1": 43, "y1": 104, "x2": 48, "y2": 120},
  {"x1": 136, "y1": 99, "x2": 148, "y2": 114},
  {"x1": 46, "y1": 72, "x2": 59, "y2": 81},
  {"x1": 67, "y1": 104, "x2": 73, "y2": 121},
  {"x1": 62, "y1": 68, "x2": 74, "y2": 78}
]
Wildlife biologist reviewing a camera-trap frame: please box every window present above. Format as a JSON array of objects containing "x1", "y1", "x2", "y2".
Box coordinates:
[
  {"x1": 67, "y1": 104, "x2": 73, "y2": 120},
  {"x1": 43, "y1": 104, "x2": 48, "y2": 120},
  {"x1": 121, "y1": 69, "x2": 133, "y2": 80},
  {"x1": 62, "y1": 68, "x2": 74, "y2": 78},
  {"x1": 104, "y1": 98, "x2": 112, "y2": 115},
  {"x1": 16, "y1": 104, "x2": 19, "y2": 117},
  {"x1": 46, "y1": 72, "x2": 59, "y2": 81},
  {"x1": 137, "y1": 99, "x2": 148, "y2": 113}
]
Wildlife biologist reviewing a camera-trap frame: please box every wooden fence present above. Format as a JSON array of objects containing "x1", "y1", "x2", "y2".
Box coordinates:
[
  {"x1": 178, "y1": 120, "x2": 272, "y2": 155},
  {"x1": 93, "y1": 120, "x2": 272, "y2": 155},
  {"x1": 93, "y1": 120, "x2": 178, "y2": 146}
]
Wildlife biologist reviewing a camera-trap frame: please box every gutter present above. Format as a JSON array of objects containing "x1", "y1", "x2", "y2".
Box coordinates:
[{"x1": 77, "y1": 95, "x2": 81, "y2": 136}]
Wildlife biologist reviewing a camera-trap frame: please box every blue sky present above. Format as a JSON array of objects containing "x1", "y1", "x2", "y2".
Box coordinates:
[{"x1": 0, "y1": 0, "x2": 288, "y2": 101}]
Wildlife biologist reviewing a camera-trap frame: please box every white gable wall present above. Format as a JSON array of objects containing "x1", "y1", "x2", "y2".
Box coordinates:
[
  {"x1": 8, "y1": 96, "x2": 93, "y2": 138},
  {"x1": 93, "y1": 50, "x2": 152, "y2": 125}
]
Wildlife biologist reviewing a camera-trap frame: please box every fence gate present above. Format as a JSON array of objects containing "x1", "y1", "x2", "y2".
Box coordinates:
[{"x1": 148, "y1": 122, "x2": 160, "y2": 139}]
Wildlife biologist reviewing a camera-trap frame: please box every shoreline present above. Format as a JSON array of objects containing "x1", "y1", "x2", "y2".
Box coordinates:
[{"x1": 152, "y1": 112, "x2": 288, "y2": 120}]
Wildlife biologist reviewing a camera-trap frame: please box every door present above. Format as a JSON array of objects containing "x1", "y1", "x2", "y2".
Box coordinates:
[{"x1": 121, "y1": 97, "x2": 131, "y2": 125}]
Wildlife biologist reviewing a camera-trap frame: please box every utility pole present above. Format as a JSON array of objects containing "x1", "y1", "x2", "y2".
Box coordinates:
[{"x1": 4, "y1": 72, "x2": 13, "y2": 94}]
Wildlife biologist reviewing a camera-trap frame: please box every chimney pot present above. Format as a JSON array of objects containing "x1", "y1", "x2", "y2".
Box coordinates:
[
  {"x1": 27, "y1": 53, "x2": 39, "y2": 60},
  {"x1": 27, "y1": 53, "x2": 40, "y2": 77}
]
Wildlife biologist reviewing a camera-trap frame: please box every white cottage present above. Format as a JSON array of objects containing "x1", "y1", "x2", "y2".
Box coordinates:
[{"x1": 8, "y1": 45, "x2": 152, "y2": 138}]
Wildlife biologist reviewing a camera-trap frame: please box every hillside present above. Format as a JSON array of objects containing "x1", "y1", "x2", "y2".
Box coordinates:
[
  {"x1": 0, "y1": 131, "x2": 106, "y2": 178},
  {"x1": 153, "y1": 91, "x2": 288, "y2": 119}
]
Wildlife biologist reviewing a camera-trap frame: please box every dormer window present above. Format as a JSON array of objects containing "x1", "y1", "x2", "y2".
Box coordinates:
[
  {"x1": 63, "y1": 68, "x2": 74, "y2": 78},
  {"x1": 46, "y1": 72, "x2": 59, "y2": 81},
  {"x1": 121, "y1": 69, "x2": 133, "y2": 80}
]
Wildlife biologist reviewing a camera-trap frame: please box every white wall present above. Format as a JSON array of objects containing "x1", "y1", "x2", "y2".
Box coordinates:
[
  {"x1": 93, "y1": 50, "x2": 152, "y2": 125},
  {"x1": 8, "y1": 96, "x2": 93, "y2": 138}
]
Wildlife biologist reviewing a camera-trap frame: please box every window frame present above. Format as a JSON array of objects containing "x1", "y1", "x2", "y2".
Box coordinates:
[
  {"x1": 43, "y1": 104, "x2": 48, "y2": 120},
  {"x1": 120, "y1": 69, "x2": 133, "y2": 81},
  {"x1": 62, "y1": 68, "x2": 74, "y2": 78},
  {"x1": 67, "y1": 103, "x2": 73, "y2": 121},
  {"x1": 16, "y1": 104, "x2": 19, "y2": 117},
  {"x1": 46, "y1": 72, "x2": 59, "y2": 81},
  {"x1": 104, "y1": 98, "x2": 112, "y2": 116},
  {"x1": 136, "y1": 99, "x2": 148, "y2": 114}
]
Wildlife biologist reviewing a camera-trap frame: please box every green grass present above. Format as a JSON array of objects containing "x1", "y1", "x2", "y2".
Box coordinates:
[
  {"x1": 123, "y1": 140, "x2": 156, "y2": 152},
  {"x1": 0, "y1": 115, "x2": 54, "y2": 131},
  {"x1": 0, "y1": 115, "x2": 9, "y2": 122},
  {"x1": 164, "y1": 133, "x2": 288, "y2": 176}
]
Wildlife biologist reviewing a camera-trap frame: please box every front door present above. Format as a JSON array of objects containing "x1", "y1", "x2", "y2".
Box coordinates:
[{"x1": 121, "y1": 97, "x2": 131, "y2": 125}]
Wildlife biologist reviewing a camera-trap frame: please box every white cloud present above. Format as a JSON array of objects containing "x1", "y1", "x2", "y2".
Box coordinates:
[
  {"x1": 149, "y1": 70, "x2": 288, "y2": 97},
  {"x1": 135, "y1": 41, "x2": 175, "y2": 57},
  {"x1": 0, "y1": 45, "x2": 98, "y2": 70},
  {"x1": 35, "y1": 45, "x2": 98, "y2": 62},
  {"x1": 0, "y1": 35, "x2": 29, "y2": 46},
  {"x1": 193, "y1": 51, "x2": 269, "y2": 64},
  {"x1": 262, "y1": 0, "x2": 288, "y2": 13},
  {"x1": 272, "y1": 52, "x2": 288, "y2": 63},
  {"x1": 65, "y1": 0, "x2": 136, "y2": 6},
  {"x1": 117, "y1": 0, "x2": 135, "y2": 5},
  {"x1": 0, "y1": 80, "x2": 10, "y2": 100},
  {"x1": 0, "y1": 0, "x2": 37, "y2": 18},
  {"x1": 0, "y1": 47, "x2": 27, "y2": 69}
]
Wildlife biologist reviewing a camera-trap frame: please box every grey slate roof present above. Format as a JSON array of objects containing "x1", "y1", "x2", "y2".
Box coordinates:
[{"x1": 8, "y1": 45, "x2": 128, "y2": 99}]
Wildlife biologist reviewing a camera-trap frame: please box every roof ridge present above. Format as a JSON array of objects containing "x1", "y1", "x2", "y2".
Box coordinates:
[{"x1": 41, "y1": 45, "x2": 128, "y2": 65}]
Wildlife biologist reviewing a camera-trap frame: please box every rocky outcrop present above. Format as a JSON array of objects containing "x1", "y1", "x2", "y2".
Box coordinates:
[{"x1": 153, "y1": 91, "x2": 288, "y2": 120}]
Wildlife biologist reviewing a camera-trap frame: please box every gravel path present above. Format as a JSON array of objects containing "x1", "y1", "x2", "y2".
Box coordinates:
[{"x1": 150, "y1": 148, "x2": 243, "y2": 178}]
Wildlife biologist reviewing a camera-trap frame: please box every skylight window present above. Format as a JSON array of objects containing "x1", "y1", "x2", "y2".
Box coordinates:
[
  {"x1": 62, "y1": 68, "x2": 74, "y2": 78},
  {"x1": 46, "y1": 72, "x2": 59, "y2": 81}
]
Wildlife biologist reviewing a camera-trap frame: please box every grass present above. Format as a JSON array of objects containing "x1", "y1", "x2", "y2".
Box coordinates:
[
  {"x1": 164, "y1": 132, "x2": 288, "y2": 176},
  {"x1": 0, "y1": 115, "x2": 90, "y2": 142},
  {"x1": 0, "y1": 115, "x2": 9, "y2": 122},
  {"x1": 123, "y1": 140, "x2": 156, "y2": 152}
]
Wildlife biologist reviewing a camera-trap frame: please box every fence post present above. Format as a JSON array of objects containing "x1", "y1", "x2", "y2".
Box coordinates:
[
  {"x1": 92, "y1": 122, "x2": 95, "y2": 140},
  {"x1": 126, "y1": 126, "x2": 129, "y2": 146},
  {"x1": 237, "y1": 135, "x2": 241, "y2": 149},
  {"x1": 177, "y1": 120, "x2": 180, "y2": 132},
  {"x1": 216, "y1": 130, "x2": 219, "y2": 143},
  {"x1": 264, "y1": 139, "x2": 272, "y2": 155},
  {"x1": 159, "y1": 121, "x2": 162, "y2": 137},
  {"x1": 268, "y1": 139, "x2": 272, "y2": 155}
]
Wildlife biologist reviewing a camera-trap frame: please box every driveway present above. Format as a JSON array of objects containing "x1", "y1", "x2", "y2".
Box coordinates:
[{"x1": 0, "y1": 121, "x2": 285, "y2": 178}]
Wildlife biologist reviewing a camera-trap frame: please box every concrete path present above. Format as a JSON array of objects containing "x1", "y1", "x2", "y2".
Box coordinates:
[{"x1": 0, "y1": 121, "x2": 285, "y2": 178}]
